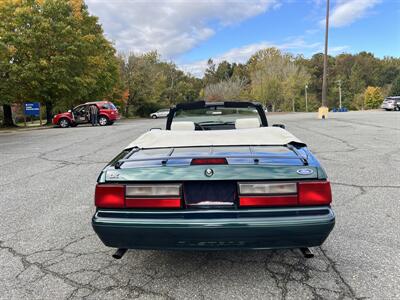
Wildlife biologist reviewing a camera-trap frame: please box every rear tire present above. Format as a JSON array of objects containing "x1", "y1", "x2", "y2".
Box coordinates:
[
  {"x1": 98, "y1": 115, "x2": 108, "y2": 126},
  {"x1": 59, "y1": 118, "x2": 70, "y2": 128},
  {"x1": 152, "y1": 115, "x2": 157, "y2": 119}
]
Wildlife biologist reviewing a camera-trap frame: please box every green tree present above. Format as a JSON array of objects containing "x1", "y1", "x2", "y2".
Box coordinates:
[
  {"x1": 123, "y1": 52, "x2": 167, "y2": 116},
  {"x1": 121, "y1": 51, "x2": 201, "y2": 116},
  {"x1": 377, "y1": 58, "x2": 400, "y2": 87},
  {"x1": 231, "y1": 63, "x2": 250, "y2": 87},
  {"x1": 214, "y1": 61, "x2": 233, "y2": 81},
  {"x1": 203, "y1": 59, "x2": 218, "y2": 86},
  {"x1": 0, "y1": 0, "x2": 20, "y2": 126},
  {"x1": 390, "y1": 75, "x2": 400, "y2": 96},
  {"x1": 0, "y1": 0, "x2": 120, "y2": 124},
  {"x1": 248, "y1": 48, "x2": 310, "y2": 111}
]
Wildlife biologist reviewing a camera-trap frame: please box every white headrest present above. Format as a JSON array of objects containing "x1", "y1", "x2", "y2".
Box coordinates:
[
  {"x1": 171, "y1": 121, "x2": 195, "y2": 131},
  {"x1": 235, "y1": 118, "x2": 260, "y2": 129}
]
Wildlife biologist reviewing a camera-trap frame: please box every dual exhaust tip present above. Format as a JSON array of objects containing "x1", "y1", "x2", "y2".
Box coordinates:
[{"x1": 111, "y1": 247, "x2": 314, "y2": 260}]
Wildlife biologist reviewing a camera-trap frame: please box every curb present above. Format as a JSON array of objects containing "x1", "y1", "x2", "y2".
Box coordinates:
[{"x1": 0, "y1": 125, "x2": 53, "y2": 134}]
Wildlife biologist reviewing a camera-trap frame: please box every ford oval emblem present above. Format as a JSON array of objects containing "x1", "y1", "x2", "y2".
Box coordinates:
[
  {"x1": 296, "y1": 168, "x2": 314, "y2": 175},
  {"x1": 205, "y1": 168, "x2": 214, "y2": 177}
]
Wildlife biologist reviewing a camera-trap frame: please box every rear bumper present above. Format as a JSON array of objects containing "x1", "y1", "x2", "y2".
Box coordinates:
[{"x1": 92, "y1": 207, "x2": 335, "y2": 250}]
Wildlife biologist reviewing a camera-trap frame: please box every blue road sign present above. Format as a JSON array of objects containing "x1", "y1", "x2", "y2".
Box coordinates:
[{"x1": 24, "y1": 102, "x2": 40, "y2": 116}]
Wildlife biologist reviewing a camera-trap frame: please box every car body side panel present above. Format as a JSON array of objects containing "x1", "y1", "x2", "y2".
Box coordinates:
[
  {"x1": 52, "y1": 112, "x2": 73, "y2": 125},
  {"x1": 99, "y1": 107, "x2": 120, "y2": 121}
]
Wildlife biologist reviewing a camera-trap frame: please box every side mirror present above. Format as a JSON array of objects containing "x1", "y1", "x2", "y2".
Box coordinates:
[
  {"x1": 272, "y1": 124, "x2": 285, "y2": 129},
  {"x1": 68, "y1": 110, "x2": 72, "y2": 113}
]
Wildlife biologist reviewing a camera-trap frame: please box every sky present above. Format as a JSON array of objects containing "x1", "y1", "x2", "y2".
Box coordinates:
[{"x1": 85, "y1": 0, "x2": 400, "y2": 77}]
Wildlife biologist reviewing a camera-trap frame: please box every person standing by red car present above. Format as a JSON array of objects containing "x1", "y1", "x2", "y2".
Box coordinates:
[{"x1": 89, "y1": 104, "x2": 99, "y2": 126}]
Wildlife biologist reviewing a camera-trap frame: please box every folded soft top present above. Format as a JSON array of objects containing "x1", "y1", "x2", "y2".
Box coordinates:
[{"x1": 125, "y1": 127, "x2": 305, "y2": 149}]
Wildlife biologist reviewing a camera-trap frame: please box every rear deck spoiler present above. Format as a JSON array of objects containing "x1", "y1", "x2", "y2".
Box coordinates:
[{"x1": 114, "y1": 144, "x2": 308, "y2": 169}]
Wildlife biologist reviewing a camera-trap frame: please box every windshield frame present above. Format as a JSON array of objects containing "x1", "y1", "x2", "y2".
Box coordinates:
[{"x1": 166, "y1": 101, "x2": 268, "y2": 130}]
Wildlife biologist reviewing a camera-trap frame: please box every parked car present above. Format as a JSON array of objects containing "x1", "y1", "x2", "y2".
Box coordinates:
[
  {"x1": 52, "y1": 101, "x2": 120, "y2": 128},
  {"x1": 92, "y1": 101, "x2": 334, "y2": 259},
  {"x1": 150, "y1": 108, "x2": 169, "y2": 119},
  {"x1": 381, "y1": 96, "x2": 400, "y2": 111}
]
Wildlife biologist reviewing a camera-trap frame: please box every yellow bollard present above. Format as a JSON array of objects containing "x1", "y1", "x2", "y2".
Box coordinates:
[{"x1": 318, "y1": 106, "x2": 329, "y2": 119}]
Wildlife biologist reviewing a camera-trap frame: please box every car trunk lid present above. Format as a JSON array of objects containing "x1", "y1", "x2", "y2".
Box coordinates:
[{"x1": 104, "y1": 164, "x2": 319, "y2": 182}]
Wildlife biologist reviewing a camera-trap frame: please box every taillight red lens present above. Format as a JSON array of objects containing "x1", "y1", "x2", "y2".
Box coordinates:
[
  {"x1": 95, "y1": 184, "x2": 182, "y2": 209},
  {"x1": 191, "y1": 158, "x2": 228, "y2": 165},
  {"x1": 239, "y1": 195, "x2": 298, "y2": 207},
  {"x1": 95, "y1": 184, "x2": 125, "y2": 208},
  {"x1": 298, "y1": 181, "x2": 332, "y2": 205},
  {"x1": 125, "y1": 198, "x2": 181, "y2": 208}
]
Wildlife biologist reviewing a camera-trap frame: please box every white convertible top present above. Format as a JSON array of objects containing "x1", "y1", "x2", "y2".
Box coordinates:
[{"x1": 125, "y1": 127, "x2": 304, "y2": 149}]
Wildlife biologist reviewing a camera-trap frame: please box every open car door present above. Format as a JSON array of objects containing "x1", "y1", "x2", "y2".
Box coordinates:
[{"x1": 73, "y1": 105, "x2": 89, "y2": 124}]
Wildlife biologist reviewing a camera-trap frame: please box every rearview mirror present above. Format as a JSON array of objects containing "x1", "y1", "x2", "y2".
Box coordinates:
[{"x1": 272, "y1": 124, "x2": 285, "y2": 129}]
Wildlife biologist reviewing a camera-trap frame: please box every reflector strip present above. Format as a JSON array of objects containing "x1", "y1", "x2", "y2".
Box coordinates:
[
  {"x1": 239, "y1": 182, "x2": 297, "y2": 195},
  {"x1": 239, "y1": 195, "x2": 298, "y2": 207},
  {"x1": 125, "y1": 198, "x2": 181, "y2": 208},
  {"x1": 126, "y1": 184, "x2": 181, "y2": 197},
  {"x1": 191, "y1": 158, "x2": 228, "y2": 165}
]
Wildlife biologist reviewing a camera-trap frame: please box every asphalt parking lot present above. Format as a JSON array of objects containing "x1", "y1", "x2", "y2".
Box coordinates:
[{"x1": 0, "y1": 110, "x2": 399, "y2": 300}]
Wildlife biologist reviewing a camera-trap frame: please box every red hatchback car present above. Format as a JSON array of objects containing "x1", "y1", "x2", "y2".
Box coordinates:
[{"x1": 52, "y1": 101, "x2": 120, "y2": 128}]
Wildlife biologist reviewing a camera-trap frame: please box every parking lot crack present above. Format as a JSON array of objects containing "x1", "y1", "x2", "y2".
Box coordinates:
[
  {"x1": 319, "y1": 247, "x2": 358, "y2": 299},
  {"x1": 0, "y1": 163, "x2": 70, "y2": 187},
  {"x1": 331, "y1": 182, "x2": 400, "y2": 189},
  {"x1": 0, "y1": 239, "x2": 105, "y2": 297},
  {"x1": 290, "y1": 124, "x2": 359, "y2": 152}
]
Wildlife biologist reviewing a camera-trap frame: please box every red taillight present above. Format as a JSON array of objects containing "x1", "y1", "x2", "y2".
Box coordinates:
[
  {"x1": 298, "y1": 181, "x2": 332, "y2": 205},
  {"x1": 95, "y1": 184, "x2": 182, "y2": 209},
  {"x1": 125, "y1": 198, "x2": 181, "y2": 208},
  {"x1": 191, "y1": 158, "x2": 228, "y2": 165},
  {"x1": 238, "y1": 181, "x2": 332, "y2": 207},
  {"x1": 239, "y1": 195, "x2": 298, "y2": 207},
  {"x1": 95, "y1": 184, "x2": 125, "y2": 208}
]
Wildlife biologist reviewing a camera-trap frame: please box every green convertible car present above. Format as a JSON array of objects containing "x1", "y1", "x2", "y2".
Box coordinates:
[{"x1": 92, "y1": 101, "x2": 335, "y2": 259}]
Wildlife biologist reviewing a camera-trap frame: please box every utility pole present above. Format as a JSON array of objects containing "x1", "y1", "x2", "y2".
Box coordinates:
[
  {"x1": 322, "y1": 0, "x2": 329, "y2": 107},
  {"x1": 337, "y1": 79, "x2": 342, "y2": 109},
  {"x1": 319, "y1": 0, "x2": 330, "y2": 119},
  {"x1": 292, "y1": 98, "x2": 295, "y2": 112},
  {"x1": 305, "y1": 84, "x2": 308, "y2": 112}
]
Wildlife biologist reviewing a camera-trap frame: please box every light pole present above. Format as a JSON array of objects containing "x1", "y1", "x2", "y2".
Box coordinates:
[
  {"x1": 337, "y1": 79, "x2": 342, "y2": 109},
  {"x1": 319, "y1": 0, "x2": 330, "y2": 119},
  {"x1": 305, "y1": 84, "x2": 308, "y2": 112}
]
